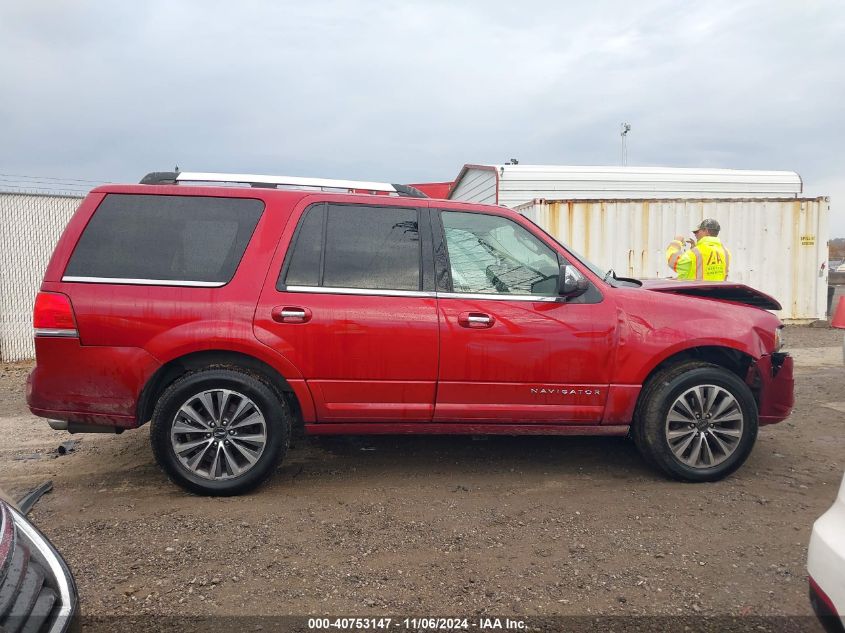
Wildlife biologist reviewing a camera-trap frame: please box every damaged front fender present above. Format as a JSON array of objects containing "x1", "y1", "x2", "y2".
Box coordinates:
[{"x1": 746, "y1": 352, "x2": 794, "y2": 425}]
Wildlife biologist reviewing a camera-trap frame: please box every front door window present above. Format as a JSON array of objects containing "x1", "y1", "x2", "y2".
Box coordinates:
[{"x1": 441, "y1": 211, "x2": 560, "y2": 296}]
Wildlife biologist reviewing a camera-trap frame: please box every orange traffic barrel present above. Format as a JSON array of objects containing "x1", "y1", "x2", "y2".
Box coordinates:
[{"x1": 832, "y1": 296, "x2": 845, "y2": 329}]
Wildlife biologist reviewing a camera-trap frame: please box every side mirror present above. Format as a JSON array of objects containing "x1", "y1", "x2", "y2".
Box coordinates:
[{"x1": 557, "y1": 264, "x2": 589, "y2": 298}]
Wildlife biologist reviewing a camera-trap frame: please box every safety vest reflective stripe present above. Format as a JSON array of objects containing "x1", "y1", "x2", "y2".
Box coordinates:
[
  {"x1": 668, "y1": 251, "x2": 681, "y2": 271},
  {"x1": 666, "y1": 241, "x2": 684, "y2": 271},
  {"x1": 691, "y1": 247, "x2": 704, "y2": 280}
]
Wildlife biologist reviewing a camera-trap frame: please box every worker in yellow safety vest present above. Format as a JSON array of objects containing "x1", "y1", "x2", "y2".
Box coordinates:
[{"x1": 666, "y1": 218, "x2": 731, "y2": 281}]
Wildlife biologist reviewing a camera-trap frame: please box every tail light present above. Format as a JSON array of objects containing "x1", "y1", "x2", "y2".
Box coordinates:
[
  {"x1": 33, "y1": 293, "x2": 77, "y2": 337},
  {"x1": 809, "y1": 575, "x2": 844, "y2": 632}
]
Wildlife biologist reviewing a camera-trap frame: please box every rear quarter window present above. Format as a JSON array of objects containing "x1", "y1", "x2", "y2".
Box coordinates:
[{"x1": 64, "y1": 194, "x2": 264, "y2": 285}]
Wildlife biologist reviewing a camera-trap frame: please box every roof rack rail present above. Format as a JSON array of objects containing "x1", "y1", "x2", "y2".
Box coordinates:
[{"x1": 139, "y1": 171, "x2": 428, "y2": 198}]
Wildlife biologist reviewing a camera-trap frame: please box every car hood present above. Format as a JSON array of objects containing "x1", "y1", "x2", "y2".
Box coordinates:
[{"x1": 639, "y1": 279, "x2": 782, "y2": 310}]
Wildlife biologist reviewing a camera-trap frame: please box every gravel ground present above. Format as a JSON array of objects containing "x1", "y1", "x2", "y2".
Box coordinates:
[{"x1": 1, "y1": 325, "x2": 843, "y2": 627}]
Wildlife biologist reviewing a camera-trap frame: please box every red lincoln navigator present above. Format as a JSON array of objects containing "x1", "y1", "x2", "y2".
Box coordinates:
[{"x1": 27, "y1": 171, "x2": 794, "y2": 495}]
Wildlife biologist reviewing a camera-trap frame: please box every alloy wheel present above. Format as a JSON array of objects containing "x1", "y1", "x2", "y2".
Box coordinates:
[
  {"x1": 170, "y1": 389, "x2": 267, "y2": 480},
  {"x1": 664, "y1": 384, "x2": 744, "y2": 469}
]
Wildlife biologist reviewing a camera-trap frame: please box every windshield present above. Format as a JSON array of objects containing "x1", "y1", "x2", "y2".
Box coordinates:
[
  {"x1": 521, "y1": 217, "x2": 608, "y2": 278},
  {"x1": 520, "y1": 215, "x2": 642, "y2": 288},
  {"x1": 561, "y1": 244, "x2": 608, "y2": 279}
]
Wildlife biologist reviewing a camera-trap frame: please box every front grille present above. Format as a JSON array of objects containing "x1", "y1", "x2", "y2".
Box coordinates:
[{"x1": 0, "y1": 502, "x2": 77, "y2": 633}]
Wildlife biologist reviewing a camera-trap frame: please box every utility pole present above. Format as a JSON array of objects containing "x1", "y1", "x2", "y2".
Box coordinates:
[{"x1": 620, "y1": 123, "x2": 631, "y2": 166}]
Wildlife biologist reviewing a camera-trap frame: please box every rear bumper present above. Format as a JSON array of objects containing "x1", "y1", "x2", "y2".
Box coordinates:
[
  {"x1": 26, "y1": 337, "x2": 160, "y2": 429},
  {"x1": 752, "y1": 353, "x2": 794, "y2": 425}
]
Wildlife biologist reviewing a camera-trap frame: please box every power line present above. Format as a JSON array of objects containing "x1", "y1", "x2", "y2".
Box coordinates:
[
  {"x1": 0, "y1": 177, "x2": 91, "y2": 189},
  {"x1": 0, "y1": 183, "x2": 88, "y2": 194},
  {"x1": 0, "y1": 172, "x2": 112, "y2": 185},
  {"x1": 0, "y1": 183, "x2": 90, "y2": 192}
]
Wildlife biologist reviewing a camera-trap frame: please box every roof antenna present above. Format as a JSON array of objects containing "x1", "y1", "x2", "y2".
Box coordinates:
[
  {"x1": 174, "y1": 165, "x2": 180, "y2": 173},
  {"x1": 507, "y1": 158, "x2": 519, "y2": 165}
]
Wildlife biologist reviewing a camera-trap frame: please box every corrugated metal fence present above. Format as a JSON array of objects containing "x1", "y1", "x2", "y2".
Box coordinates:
[{"x1": 0, "y1": 192, "x2": 82, "y2": 361}]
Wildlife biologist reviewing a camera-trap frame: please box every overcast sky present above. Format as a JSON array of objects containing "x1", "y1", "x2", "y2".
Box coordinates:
[{"x1": 2, "y1": 0, "x2": 844, "y2": 235}]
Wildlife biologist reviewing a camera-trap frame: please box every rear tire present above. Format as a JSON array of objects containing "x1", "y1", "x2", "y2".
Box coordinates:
[
  {"x1": 632, "y1": 361, "x2": 758, "y2": 482},
  {"x1": 150, "y1": 368, "x2": 289, "y2": 495}
]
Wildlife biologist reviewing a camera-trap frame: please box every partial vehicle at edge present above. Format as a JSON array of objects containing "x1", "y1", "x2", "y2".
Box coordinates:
[
  {"x1": 0, "y1": 492, "x2": 77, "y2": 633},
  {"x1": 808, "y1": 472, "x2": 845, "y2": 633}
]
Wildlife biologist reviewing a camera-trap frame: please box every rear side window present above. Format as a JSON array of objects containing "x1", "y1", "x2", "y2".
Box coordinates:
[
  {"x1": 65, "y1": 194, "x2": 264, "y2": 284},
  {"x1": 284, "y1": 205, "x2": 325, "y2": 287},
  {"x1": 281, "y1": 203, "x2": 421, "y2": 291}
]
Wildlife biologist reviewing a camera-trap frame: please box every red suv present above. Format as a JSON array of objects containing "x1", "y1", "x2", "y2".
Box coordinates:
[{"x1": 27, "y1": 171, "x2": 794, "y2": 495}]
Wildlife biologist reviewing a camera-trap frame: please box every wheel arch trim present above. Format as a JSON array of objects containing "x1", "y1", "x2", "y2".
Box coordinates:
[
  {"x1": 136, "y1": 349, "x2": 315, "y2": 427},
  {"x1": 638, "y1": 344, "x2": 755, "y2": 387}
]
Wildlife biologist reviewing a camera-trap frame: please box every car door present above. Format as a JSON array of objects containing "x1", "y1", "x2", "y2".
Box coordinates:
[
  {"x1": 433, "y1": 208, "x2": 616, "y2": 423},
  {"x1": 254, "y1": 200, "x2": 439, "y2": 423}
]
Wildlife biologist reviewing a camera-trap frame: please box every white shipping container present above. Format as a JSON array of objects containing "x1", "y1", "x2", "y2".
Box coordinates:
[
  {"x1": 515, "y1": 197, "x2": 829, "y2": 322},
  {"x1": 449, "y1": 164, "x2": 803, "y2": 210}
]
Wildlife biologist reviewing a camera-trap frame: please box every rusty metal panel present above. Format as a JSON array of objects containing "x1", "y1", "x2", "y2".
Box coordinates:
[
  {"x1": 517, "y1": 197, "x2": 829, "y2": 321},
  {"x1": 0, "y1": 193, "x2": 82, "y2": 361}
]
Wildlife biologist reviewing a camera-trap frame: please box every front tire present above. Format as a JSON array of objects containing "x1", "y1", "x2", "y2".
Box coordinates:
[
  {"x1": 632, "y1": 361, "x2": 758, "y2": 482},
  {"x1": 150, "y1": 368, "x2": 290, "y2": 495}
]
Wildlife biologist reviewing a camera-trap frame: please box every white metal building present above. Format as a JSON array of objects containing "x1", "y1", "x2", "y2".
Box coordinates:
[{"x1": 448, "y1": 164, "x2": 803, "y2": 208}]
